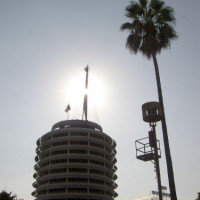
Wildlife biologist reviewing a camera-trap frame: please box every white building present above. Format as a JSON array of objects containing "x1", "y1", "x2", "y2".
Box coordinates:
[{"x1": 32, "y1": 119, "x2": 118, "y2": 200}]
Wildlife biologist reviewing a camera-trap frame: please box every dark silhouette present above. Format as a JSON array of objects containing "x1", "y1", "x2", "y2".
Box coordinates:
[
  {"x1": 0, "y1": 191, "x2": 16, "y2": 200},
  {"x1": 196, "y1": 192, "x2": 200, "y2": 200},
  {"x1": 120, "y1": 0, "x2": 178, "y2": 199}
]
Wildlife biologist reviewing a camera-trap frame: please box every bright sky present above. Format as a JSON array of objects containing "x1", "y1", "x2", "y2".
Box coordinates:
[{"x1": 0, "y1": 1, "x2": 199, "y2": 200}]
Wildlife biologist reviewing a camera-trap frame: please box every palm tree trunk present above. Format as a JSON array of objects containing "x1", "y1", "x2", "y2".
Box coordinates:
[{"x1": 152, "y1": 54, "x2": 177, "y2": 200}]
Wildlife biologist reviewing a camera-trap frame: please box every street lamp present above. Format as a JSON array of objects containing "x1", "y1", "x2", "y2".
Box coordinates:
[{"x1": 135, "y1": 101, "x2": 163, "y2": 200}]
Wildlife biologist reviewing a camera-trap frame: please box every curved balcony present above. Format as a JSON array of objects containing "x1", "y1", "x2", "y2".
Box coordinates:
[
  {"x1": 32, "y1": 181, "x2": 38, "y2": 188},
  {"x1": 112, "y1": 182, "x2": 118, "y2": 189},
  {"x1": 113, "y1": 191, "x2": 118, "y2": 198},
  {"x1": 112, "y1": 157, "x2": 117, "y2": 164},
  {"x1": 35, "y1": 155, "x2": 39, "y2": 162},
  {"x1": 33, "y1": 172, "x2": 38, "y2": 179},
  {"x1": 112, "y1": 140, "x2": 117, "y2": 149},
  {"x1": 51, "y1": 120, "x2": 103, "y2": 132},
  {"x1": 31, "y1": 190, "x2": 37, "y2": 197},
  {"x1": 112, "y1": 173, "x2": 118, "y2": 181},
  {"x1": 34, "y1": 164, "x2": 40, "y2": 171},
  {"x1": 36, "y1": 193, "x2": 113, "y2": 200}
]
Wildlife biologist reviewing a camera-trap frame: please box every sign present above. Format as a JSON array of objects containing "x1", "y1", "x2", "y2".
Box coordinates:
[{"x1": 152, "y1": 191, "x2": 171, "y2": 198}]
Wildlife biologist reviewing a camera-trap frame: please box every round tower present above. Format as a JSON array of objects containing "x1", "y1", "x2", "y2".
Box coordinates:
[{"x1": 32, "y1": 120, "x2": 118, "y2": 200}]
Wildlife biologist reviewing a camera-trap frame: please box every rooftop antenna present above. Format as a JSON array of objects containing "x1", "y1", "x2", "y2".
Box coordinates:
[{"x1": 82, "y1": 65, "x2": 89, "y2": 121}]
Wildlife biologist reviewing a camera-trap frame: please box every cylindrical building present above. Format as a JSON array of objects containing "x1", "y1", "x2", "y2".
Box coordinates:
[{"x1": 32, "y1": 120, "x2": 118, "y2": 200}]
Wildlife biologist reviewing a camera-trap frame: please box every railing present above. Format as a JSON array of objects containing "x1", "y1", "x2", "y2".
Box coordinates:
[{"x1": 135, "y1": 137, "x2": 161, "y2": 162}]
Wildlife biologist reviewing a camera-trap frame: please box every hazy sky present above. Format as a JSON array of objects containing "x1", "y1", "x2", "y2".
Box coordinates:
[{"x1": 0, "y1": 1, "x2": 199, "y2": 200}]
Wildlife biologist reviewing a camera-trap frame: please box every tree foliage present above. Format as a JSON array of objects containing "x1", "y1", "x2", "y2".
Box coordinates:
[
  {"x1": 0, "y1": 191, "x2": 16, "y2": 200},
  {"x1": 120, "y1": 0, "x2": 177, "y2": 59},
  {"x1": 196, "y1": 192, "x2": 200, "y2": 200}
]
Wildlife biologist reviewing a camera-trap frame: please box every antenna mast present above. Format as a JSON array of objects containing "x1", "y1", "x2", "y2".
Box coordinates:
[{"x1": 82, "y1": 65, "x2": 89, "y2": 121}]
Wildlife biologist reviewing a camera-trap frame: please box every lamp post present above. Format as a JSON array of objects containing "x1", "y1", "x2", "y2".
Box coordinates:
[{"x1": 135, "y1": 101, "x2": 163, "y2": 200}]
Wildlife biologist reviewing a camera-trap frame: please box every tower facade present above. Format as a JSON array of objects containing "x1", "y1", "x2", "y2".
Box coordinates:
[{"x1": 32, "y1": 119, "x2": 118, "y2": 200}]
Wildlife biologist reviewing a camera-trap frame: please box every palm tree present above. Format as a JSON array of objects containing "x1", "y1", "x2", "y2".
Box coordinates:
[
  {"x1": 0, "y1": 191, "x2": 16, "y2": 200},
  {"x1": 120, "y1": 0, "x2": 178, "y2": 200}
]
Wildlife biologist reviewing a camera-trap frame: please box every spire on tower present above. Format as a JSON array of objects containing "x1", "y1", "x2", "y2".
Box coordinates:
[{"x1": 82, "y1": 65, "x2": 89, "y2": 120}]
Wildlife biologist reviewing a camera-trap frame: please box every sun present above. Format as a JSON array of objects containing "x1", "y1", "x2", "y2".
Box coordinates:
[{"x1": 63, "y1": 71, "x2": 106, "y2": 119}]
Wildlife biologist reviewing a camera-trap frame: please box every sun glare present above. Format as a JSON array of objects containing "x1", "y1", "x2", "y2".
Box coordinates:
[{"x1": 63, "y1": 73, "x2": 106, "y2": 118}]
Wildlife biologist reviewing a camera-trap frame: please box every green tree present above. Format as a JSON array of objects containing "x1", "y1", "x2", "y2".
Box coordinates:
[
  {"x1": 0, "y1": 191, "x2": 16, "y2": 200},
  {"x1": 120, "y1": 0, "x2": 178, "y2": 200}
]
